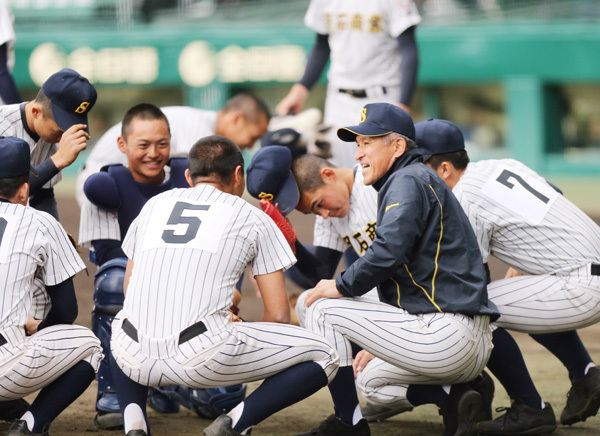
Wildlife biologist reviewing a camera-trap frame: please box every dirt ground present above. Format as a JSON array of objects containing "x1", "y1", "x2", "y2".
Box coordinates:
[{"x1": 2, "y1": 191, "x2": 599, "y2": 436}]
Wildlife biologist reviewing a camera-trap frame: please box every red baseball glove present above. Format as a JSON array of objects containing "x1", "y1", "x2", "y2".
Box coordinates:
[{"x1": 260, "y1": 198, "x2": 297, "y2": 254}]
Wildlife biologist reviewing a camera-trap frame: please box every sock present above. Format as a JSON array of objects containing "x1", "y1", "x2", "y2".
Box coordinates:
[
  {"x1": 327, "y1": 366, "x2": 361, "y2": 426},
  {"x1": 406, "y1": 384, "x2": 448, "y2": 407},
  {"x1": 28, "y1": 361, "x2": 95, "y2": 432},
  {"x1": 529, "y1": 331, "x2": 593, "y2": 380},
  {"x1": 109, "y1": 354, "x2": 151, "y2": 435},
  {"x1": 233, "y1": 361, "x2": 328, "y2": 433},
  {"x1": 487, "y1": 327, "x2": 542, "y2": 410}
]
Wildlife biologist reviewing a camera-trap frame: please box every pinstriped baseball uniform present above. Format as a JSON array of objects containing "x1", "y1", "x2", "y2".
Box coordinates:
[
  {"x1": 305, "y1": 0, "x2": 421, "y2": 168},
  {"x1": 296, "y1": 166, "x2": 380, "y2": 327},
  {"x1": 111, "y1": 184, "x2": 339, "y2": 388},
  {"x1": 0, "y1": 104, "x2": 62, "y2": 189},
  {"x1": 454, "y1": 159, "x2": 600, "y2": 333},
  {"x1": 0, "y1": 200, "x2": 103, "y2": 400},
  {"x1": 76, "y1": 107, "x2": 217, "y2": 205},
  {"x1": 0, "y1": 1, "x2": 16, "y2": 107},
  {"x1": 78, "y1": 200, "x2": 121, "y2": 247}
]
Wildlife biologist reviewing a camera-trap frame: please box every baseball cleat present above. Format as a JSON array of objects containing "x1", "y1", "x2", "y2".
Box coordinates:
[
  {"x1": 361, "y1": 402, "x2": 413, "y2": 422},
  {"x1": 475, "y1": 400, "x2": 557, "y2": 435},
  {"x1": 560, "y1": 365, "x2": 600, "y2": 425},
  {"x1": 296, "y1": 414, "x2": 370, "y2": 436},
  {"x1": 439, "y1": 384, "x2": 483, "y2": 436},
  {"x1": 472, "y1": 371, "x2": 495, "y2": 421},
  {"x1": 203, "y1": 415, "x2": 248, "y2": 436},
  {"x1": 126, "y1": 431, "x2": 148, "y2": 436},
  {"x1": 6, "y1": 420, "x2": 49, "y2": 436}
]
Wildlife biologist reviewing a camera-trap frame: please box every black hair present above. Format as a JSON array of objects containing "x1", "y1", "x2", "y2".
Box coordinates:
[{"x1": 188, "y1": 135, "x2": 244, "y2": 185}]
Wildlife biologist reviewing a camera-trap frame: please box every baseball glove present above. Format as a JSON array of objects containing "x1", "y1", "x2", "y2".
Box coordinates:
[{"x1": 260, "y1": 198, "x2": 297, "y2": 254}]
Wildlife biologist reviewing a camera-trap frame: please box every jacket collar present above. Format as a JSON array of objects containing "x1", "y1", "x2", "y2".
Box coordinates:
[{"x1": 373, "y1": 148, "x2": 424, "y2": 192}]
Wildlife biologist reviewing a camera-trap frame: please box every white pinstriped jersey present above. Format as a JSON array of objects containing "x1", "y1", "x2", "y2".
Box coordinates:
[
  {"x1": 313, "y1": 166, "x2": 378, "y2": 255},
  {"x1": 453, "y1": 159, "x2": 600, "y2": 275},
  {"x1": 0, "y1": 201, "x2": 85, "y2": 329},
  {"x1": 0, "y1": 104, "x2": 61, "y2": 188},
  {"x1": 305, "y1": 0, "x2": 421, "y2": 90},
  {"x1": 121, "y1": 184, "x2": 296, "y2": 338},
  {"x1": 76, "y1": 107, "x2": 216, "y2": 205}
]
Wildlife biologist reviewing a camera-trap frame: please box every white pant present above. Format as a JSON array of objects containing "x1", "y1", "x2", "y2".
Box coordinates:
[
  {"x1": 487, "y1": 270, "x2": 600, "y2": 333},
  {"x1": 111, "y1": 311, "x2": 339, "y2": 388},
  {"x1": 0, "y1": 324, "x2": 103, "y2": 400},
  {"x1": 324, "y1": 83, "x2": 401, "y2": 169},
  {"x1": 304, "y1": 296, "x2": 493, "y2": 406}
]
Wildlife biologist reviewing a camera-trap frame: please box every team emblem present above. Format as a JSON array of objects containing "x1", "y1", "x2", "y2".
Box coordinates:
[
  {"x1": 360, "y1": 108, "x2": 367, "y2": 123},
  {"x1": 75, "y1": 102, "x2": 90, "y2": 114}
]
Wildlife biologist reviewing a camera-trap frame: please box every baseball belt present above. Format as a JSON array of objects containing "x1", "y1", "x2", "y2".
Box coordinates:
[
  {"x1": 0, "y1": 334, "x2": 6, "y2": 347},
  {"x1": 338, "y1": 86, "x2": 387, "y2": 98},
  {"x1": 122, "y1": 318, "x2": 207, "y2": 346},
  {"x1": 592, "y1": 264, "x2": 600, "y2": 276}
]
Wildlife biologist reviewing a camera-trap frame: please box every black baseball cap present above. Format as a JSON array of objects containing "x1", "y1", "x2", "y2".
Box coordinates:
[
  {"x1": 337, "y1": 103, "x2": 415, "y2": 142},
  {"x1": 246, "y1": 145, "x2": 299, "y2": 216},
  {"x1": 0, "y1": 137, "x2": 31, "y2": 179},
  {"x1": 42, "y1": 68, "x2": 97, "y2": 132},
  {"x1": 415, "y1": 118, "x2": 465, "y2": 161}
]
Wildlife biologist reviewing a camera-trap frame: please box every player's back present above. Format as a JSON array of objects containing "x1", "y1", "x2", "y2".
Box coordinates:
[
  {"x1": 454, "y1": 158, "x2": 600, "y2": 274},
  {"x1": 122, "y1": 185, "x2": 294, "y2": 338}
]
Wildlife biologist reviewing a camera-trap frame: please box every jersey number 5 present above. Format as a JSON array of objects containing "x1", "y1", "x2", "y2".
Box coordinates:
[{"x1": 161, "y1": 202, "x2": 210, "y2": 244}]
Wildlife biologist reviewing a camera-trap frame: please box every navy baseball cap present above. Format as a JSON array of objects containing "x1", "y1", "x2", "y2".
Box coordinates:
[
  {"x1": 246, "y1": 145, "x2": 299, "y2": 216},
  {"x1": 0, "y1": 137, "x2": 31, "y2": 178},
  {"x1": 415, "y1": 118, "x2": 465, "y2": 161},
  {"x1": 42, "y1": 68, "x2": 97, "y2": 132},
  {"x1": 337, "y1": 103, "x2": 415, "y2": 142}
]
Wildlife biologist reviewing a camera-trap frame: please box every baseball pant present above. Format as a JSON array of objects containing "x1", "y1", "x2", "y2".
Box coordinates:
[
  {"x1": 0, "y1": 324, "x2": 103, "y2": 400},
  {"x1": 111, "y1": 311, "x2": 339, "y2": 388},
  {"x1": 304, "y1": 296, "x2": 493, "y2": 407},
  {"x1": 487, "y1": 266, "x2": 600, "y2": 333}
]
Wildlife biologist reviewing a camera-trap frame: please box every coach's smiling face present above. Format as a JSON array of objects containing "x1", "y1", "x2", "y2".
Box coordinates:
[{"x1": 117, "y1": 117, "x2": 171, "y2": 184}]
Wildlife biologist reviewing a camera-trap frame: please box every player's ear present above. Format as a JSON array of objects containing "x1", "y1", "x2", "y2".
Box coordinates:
[
  {"x1": 184, "y1": 168, "x2": 194, "y2": 187},
  {"x1": 392, "y1": 136, "x2": 407, "y2": 158},
  {"x1": 30, "y1": 103, "x2": 42, "y2": 119},
  {"x1": 117, "y1": 136, "x2": 127, "y2": 154},
  {"x1": 320, "y1": 167, "x2": 336, "y2": 184},
  {"x1": 12, "y1": 182, "x2": 29, "y2": 206}
]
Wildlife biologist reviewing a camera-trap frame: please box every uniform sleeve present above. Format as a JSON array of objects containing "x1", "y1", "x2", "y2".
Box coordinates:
[
  {"x1": 453, "y1": 184, "x2": 492, "y2": 264},
  {"x1": 250, "y1": 210, "x2": 297, "y2": 276},
  {"x1": 336, "y1": 175, "x2": 428, "y2": 296},
  {"x1": 78, "y1": 198, "x2": 121, "y2": 247},
  {"x1": 387, "y1": 0, "x2": 422, "y2": 37},
  {"x1": 37, "y1": 213, "x2": 86, "y2": 286},
  {"x1": 121, "y1": 213, "x2": 141, "y2": 261},
  {"x1": 313, "y1": 215, "x2": 347, "y2": 252},
  {"x1": 304, "y1": 0, "x2": 329, "y2": 34}
]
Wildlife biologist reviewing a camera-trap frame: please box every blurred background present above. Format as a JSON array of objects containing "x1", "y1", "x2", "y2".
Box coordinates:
[{"x1": 7, "y1": 0, "x2": 600, "y2": 212}]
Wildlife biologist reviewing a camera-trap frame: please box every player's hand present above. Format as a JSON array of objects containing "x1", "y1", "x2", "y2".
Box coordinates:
[
  {"x1": 304, "y1": 279, "x2": 343, "y2": 307},
  {"x1": 504, "y1": 267, "x2": 524, "y2": 279},
  {"x1": 397, "y1": 103, "x2": 411, "y2": 114},
  {"x1": 51, "y1": 124, "x2": 90, "y2": 170},
  {"x1": 25, "y1": 316, "x2": 41, "y2": 336},
  {"x1": 353, "y1": 350, "x2": 375, "y2": 379},
  {"x1": 276, "y1": 83, "x2": 310, "y2": 116}
]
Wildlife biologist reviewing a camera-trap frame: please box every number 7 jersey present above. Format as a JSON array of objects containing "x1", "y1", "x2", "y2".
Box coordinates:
[
  {"x1": 453, "y1": 159, "x2": 600, "y2": 275},
  {"x1": 121, "y1": 184, "x2": 296, "y2": 338}
]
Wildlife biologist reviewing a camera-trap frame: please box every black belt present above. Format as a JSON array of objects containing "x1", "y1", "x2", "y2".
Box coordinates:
[
  {"x1": 592, "y1": 264, "x2": 600, "y2": 276},
  {"x1": 338, "y1": 86, "x2": 388, "y2": 99},
  {"x1": 122, "y1": 318, "x2": 207, "y2": 345},
  {"x1": 0, "y1": 334, "x2": 6, "y2": 347}
]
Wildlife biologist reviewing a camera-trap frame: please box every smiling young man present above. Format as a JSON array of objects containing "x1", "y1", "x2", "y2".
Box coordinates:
[{"x1": 296, "y1": 103, "x2": 499, "y2": 436}]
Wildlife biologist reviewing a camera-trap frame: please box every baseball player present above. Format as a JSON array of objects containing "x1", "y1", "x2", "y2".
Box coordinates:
[
  {"x1": 295, "y1": 103, "x2": 498, "y2": 436},
  {"x1": 276, "y1": 0, "x2": 421, "y2": 169},
  {"x1": 0, "y1": 136, "x2": 103, "y2": 436},
  {"x1": 414, "y1": 118, "x2": 600, "y2": 433},
  {"x1": 75, "y1": 93, "x2": 270, "y2": 205},
  {"x1": 109, "y1": 135, "x2": 339, "y2": 436},
  {"x1": 0, "y1": 0, "x2": 22, "y2": 105},
  {"x1": 0, "y1": 68, "x2": 96, "y2": 220}
]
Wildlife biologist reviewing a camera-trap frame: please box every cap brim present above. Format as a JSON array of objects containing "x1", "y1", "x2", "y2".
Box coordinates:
[
  {"x1": 273, "y1": 171, "x2": 299, "y2": 216},
  {"x1": 337, "y1": 125, "x2": 394, "y2": 142},
  {"x1": 51, "y1": 101, "x2": 89, "y2": 133}
]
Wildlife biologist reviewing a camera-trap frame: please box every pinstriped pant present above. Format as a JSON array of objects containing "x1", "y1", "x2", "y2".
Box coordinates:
[
  {"x1": 487, "y1": 271, "x2": 600, "y2": 333},
  {"x1": 304, "y1": 296, "x2": 493, "y2": 407},
  {"x1": 110, "y1": 312, "x2": 339, "y2": 389},
  {"x1": 0, "y1": 324, "x2": 103, "y2": 401}
]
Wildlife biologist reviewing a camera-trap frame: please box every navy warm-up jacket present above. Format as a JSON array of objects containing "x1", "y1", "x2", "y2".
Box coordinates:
[{"x1": 335, "y1": 149, "x2": 499, "y2": 320}]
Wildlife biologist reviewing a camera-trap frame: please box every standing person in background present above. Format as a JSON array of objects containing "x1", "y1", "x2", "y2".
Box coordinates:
[
  {"x1": 0, "y1": 0, "x2": 22, "y2": 105},
  {"x1": 276, "y1": 0, "x2": 421, "y2": 169}
]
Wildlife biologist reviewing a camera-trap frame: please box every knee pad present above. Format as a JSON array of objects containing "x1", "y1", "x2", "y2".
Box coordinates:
[{"x1": 94, "y1": 257, "x2": 128, "y2": 314}]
